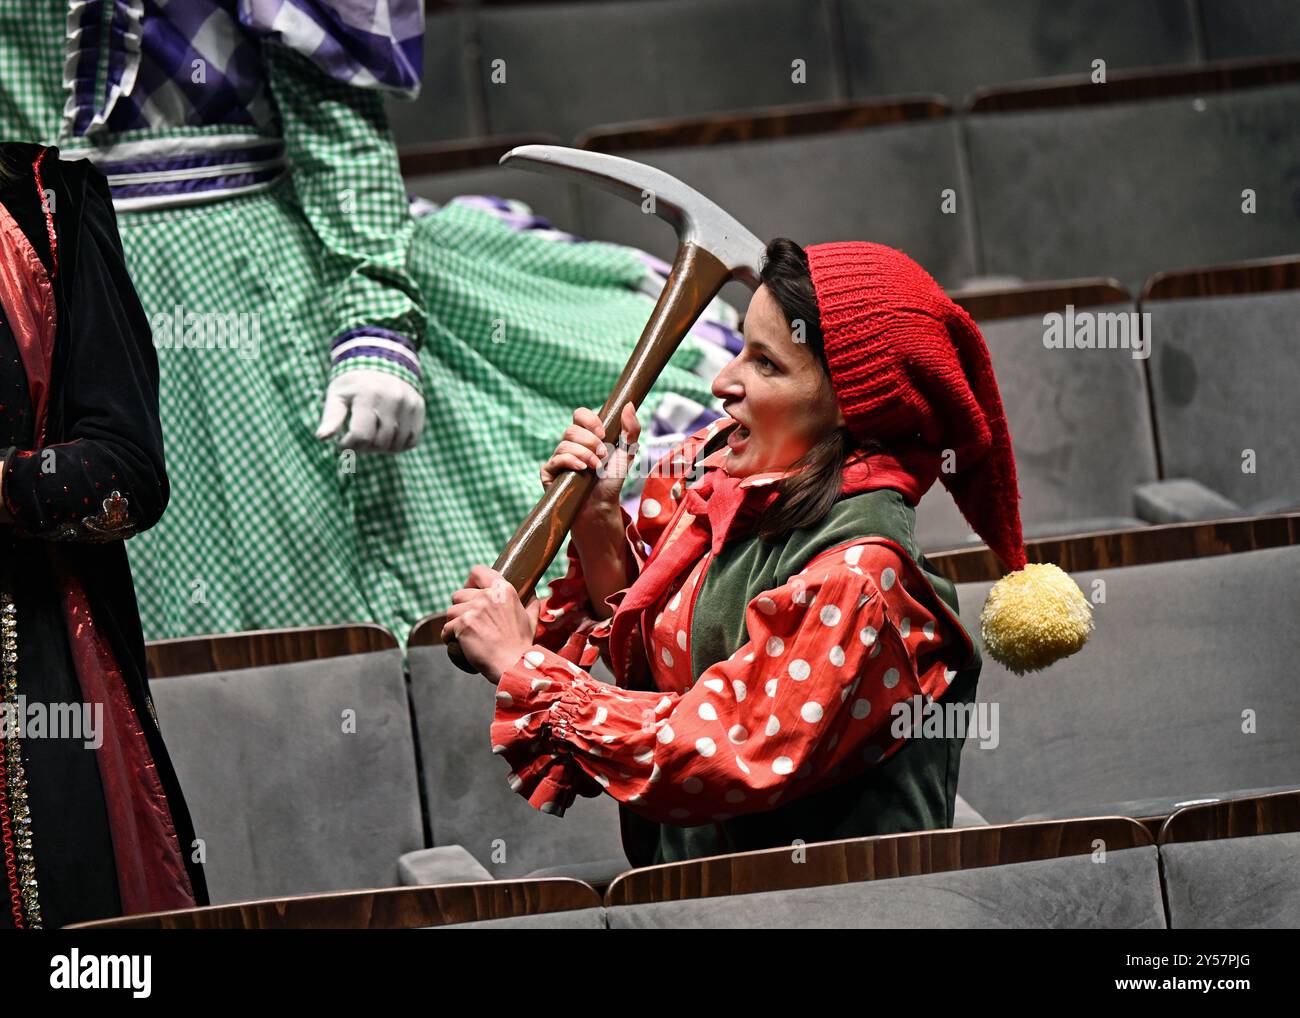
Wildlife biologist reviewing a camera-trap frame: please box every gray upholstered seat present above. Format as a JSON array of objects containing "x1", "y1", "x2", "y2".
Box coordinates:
[
  {"x1": 606, "y1": 845, "x2": 1166, "y2": 928},
  {"x1": 1162, "y1": 831, "x2": 1300, "y2": 928},
  {"x1": 1201, "y1": 0, "x2": 1300, "y2": 60},
  {"x1": 476, "y1": 0, "x2": 843, "y2": 142},
  {"x1": 1019, "y1": 784, "x2": 1300, "y2": 822},
  {"x1": 148, "y1": 646, "x2": 423, "y2": 904},
  {"x1": 965, "y1": 82, "x2": 1300, "y2": 292},
  {"x1": 914, "y1": 302, "x2": 1157, "y2": 549},
  {"x1": 573, "y1": 119, "x2": 976, "y2": 290},
  {"x1": 1145, "y1": 290, "x2": 1300, "y2": 514},
  {"x1": 406, "y1": 644, "x2": 628, "y2": 879},
  {"x1": 383, "y1": 7, "x2": 478, "y2": 145},
  {"x1": 840, "y1": 0, "x2": 1198, "y2": 102},
  {"x1": 954, "y1": 546, "x2": 1300, "y2": 823},
  {"x1": 432, "y1": 906, "x2": 609, "y2": 930}
]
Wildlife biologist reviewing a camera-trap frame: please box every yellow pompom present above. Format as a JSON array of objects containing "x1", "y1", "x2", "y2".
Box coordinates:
[{"x1": 979, "y1": 562, "x2": 1094, "y2": 675}]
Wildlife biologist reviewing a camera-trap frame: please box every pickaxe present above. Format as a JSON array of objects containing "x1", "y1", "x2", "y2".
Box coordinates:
[{"x1": 446, "y1": 144, "x2": 764, "y2": 673}]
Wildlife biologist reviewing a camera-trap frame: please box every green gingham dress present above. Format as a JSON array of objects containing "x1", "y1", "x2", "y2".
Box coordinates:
[{"x1": 0, "y1": 1, "x2": 736, "y2": 646}]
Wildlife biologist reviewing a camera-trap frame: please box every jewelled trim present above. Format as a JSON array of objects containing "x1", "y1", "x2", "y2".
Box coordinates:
[
  {"x1": 0, "y1": 594, "x2": 41, "y2": 928},
  {"x1": 51, "y1": 490, "x2": 137, "y2": 543}
]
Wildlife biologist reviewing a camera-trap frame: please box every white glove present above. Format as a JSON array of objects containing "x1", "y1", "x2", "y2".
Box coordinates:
[{"x1": 315, "y1": 369, "x2": 425, "y2": 453}]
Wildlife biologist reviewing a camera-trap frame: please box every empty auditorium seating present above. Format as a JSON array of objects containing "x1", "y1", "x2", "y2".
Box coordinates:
[
  {"x1": 948, "y1": 527, "x2": 1300, "y2": 826},
  {"x1": 1158, "y1": 788, "x2": 1300, "y2": 929},
  {"x1": 146, "y1": 626, "x2": 427, "y2": 904},
  {"x1": 916, "y1": 281, "x2": 1155, "y2": 550},
  {"x1": 475, "y1": 0, "x2": 845, "y2": 143},
  {"x1": 1201, "y1": 0, "x2": 1300, "y2": 61},
  {"x1": 66, "y1": 878, "x2": 604, "y2": 930},
  {"x1": 965, "y1": 61, "x2": 1300, "y2": 292},
  {"x1": 839, "y1": 0, "x2": 1199, "y2": 102},
  {"x1": 1142, "y1": 256, "x2": 1300, "y2": 516},
  {"x1": 384, "y1": 6, "x2": 480, "y2": 145},
  {"x1": 603, "y1": 818, "x2": 1165, "y2": 928},
  {"x1": 405, "y1": 616, "x2": 629, "y2": 883},
  {"x1": 574, "y1": 100, "x2": 977, "y2": 290}
]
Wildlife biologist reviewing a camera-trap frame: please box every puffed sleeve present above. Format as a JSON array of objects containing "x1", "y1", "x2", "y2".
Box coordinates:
[
  {"x1": 1, "y1": 167, "x2": 167, "y2": 541},
  {"x1": 491, "y1": 540, "x2": 966, "y2": 823},
  {"x1": 261, "y1": 42, "x2": 426, "y2": 392}
]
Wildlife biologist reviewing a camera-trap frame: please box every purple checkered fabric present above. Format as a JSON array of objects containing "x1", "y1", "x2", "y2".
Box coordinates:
[{"x1": 67, "y1": 0, "x2": 422, "y2": 138}]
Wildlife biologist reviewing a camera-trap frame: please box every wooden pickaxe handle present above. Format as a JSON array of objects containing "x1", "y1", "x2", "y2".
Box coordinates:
[{"x1": 447, "y1": 242, "x2": 733, "y2": 673}]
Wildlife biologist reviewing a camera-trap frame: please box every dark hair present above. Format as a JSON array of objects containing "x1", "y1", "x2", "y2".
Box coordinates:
[{"x1": 754, "y1": 237, "x2": 883, "y2": 541}]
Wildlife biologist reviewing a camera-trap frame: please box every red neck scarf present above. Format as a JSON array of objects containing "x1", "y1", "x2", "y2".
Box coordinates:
[{"x1": 606, "y1": 427, "x2": 942, "y2": 685}]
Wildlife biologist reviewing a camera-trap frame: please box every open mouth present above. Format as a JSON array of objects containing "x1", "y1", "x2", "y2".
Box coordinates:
[{"x1": 727, "y1": 422, "x2": 750, "y2": 449}]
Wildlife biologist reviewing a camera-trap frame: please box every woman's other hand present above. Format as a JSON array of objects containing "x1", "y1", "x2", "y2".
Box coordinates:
[{"x1": 444, "y1": 566, "x2": 543, "y2": 684}]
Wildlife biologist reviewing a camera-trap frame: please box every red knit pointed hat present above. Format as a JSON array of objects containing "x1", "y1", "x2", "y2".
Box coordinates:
[{"x1": 805, "y1": 240, "x2": 1027, "y2": 574}]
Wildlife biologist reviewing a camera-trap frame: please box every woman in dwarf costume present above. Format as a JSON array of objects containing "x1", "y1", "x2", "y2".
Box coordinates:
[
  {"x1": 447, "y1": 239, "x2": 1094, "y2": 865},
  {"x1": 0, "y1": 1, "x2": 734, "y2": 644},
  {"x1": 0, "y1": 143, "x2": 207, "y2": 927}
]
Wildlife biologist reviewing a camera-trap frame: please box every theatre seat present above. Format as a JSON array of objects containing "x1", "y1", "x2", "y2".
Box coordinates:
[
  {"x1": 604, "y1": 818, "x2": 1164, "y2": 929},
  {"x1": 954, "y1": 544, "x2": 1300, "y2": 824},
  {"x1": 145, "y1": 626, "x2": 424, "y2": 904},
  {"x1": 1158, "y1": 789, "x2": 1300, "y2": 929},
  {"x1": 406, "y1": 618, "x2": 629, "y2": 881}
]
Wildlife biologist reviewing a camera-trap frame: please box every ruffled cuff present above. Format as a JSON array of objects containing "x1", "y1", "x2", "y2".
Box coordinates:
[{"x1": 490, "y1": 647, "x2": 604, "y2": 815}]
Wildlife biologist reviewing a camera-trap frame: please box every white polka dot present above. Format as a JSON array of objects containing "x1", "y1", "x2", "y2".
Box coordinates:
[
  {"x1": 883, "y1": 668, "x2": 900, "y2": 689},
  {"x1": 801, "y1": 702, "x2": 824, "y2": 723},
  {"x1": 735, "y1": 756, "x2": 751, "y2": 775},
  {"x1": 725, "y1": 789, "x2": 746, "y2": 804},
  {"x1": 698, "y1": 703, "x2": 718, "y2": 721},
  {"x1": 495, "y1": 690, "x2": 513, "y2": 705},
  {"x1": 851, "y1": 699, "x2": 871, "y2": 720},
  {"x1": 539, "y1": 801, "x2": 558, "y2": 814},
  {"x1": 820, "y1": 604, "x2": 842, "y2": 626},
  {"x1": 899, "y1": 617, "x2": 911, "y2": 638},
  {"x1": 657, "y1": 724, "x2": 675, "y2": 744},
  {"x1": 661, "y1": 646, "x2": 674, "y2": 667},
  {"x1": 728, "y1": 724, "x2": 748, "y2": 744},
  {"x1": 788, "y1": 659, "x2": 811, "y2": 681},
  {"x1": 492, "y1": 744, "x2": 506, "y2": 755},
  {"x1": 655, "y1": 696, "x2": 672, "y2": 713},
  {"x1": 743, "y1": 652, "x2": 754, "y2": 663},
  {"x1": 772, "y1": 756, "x2": 794, "y2": 775},
  {"x1": 766, "y1": 636, "x2": 785, "y2": 657},
  {"x1": 943, "y1": 667, "x2": 956, "y2": 684},
  {"x1": 656, "y1": 612, "x2": 664, "y2": 627},
  {"x1": 669, "y1": 592, "x2": 682, "y2": 611},
  {"x1": 642, "y1": 498, "x2": 662, "y2": 519},
  {"x1": 765, "y1": 678, "x2": 778, "y2": 698},
  {"x1": 593, "y1": 706, "x2": 607, "y2": 724},
  {"x1": 860, "y1": 625, "x2": 878, "y2": 647},
  {"x1": 765, "y1": 715, "x2": 780, "y2": 737},
  {"x1": 703, "y1": 678, "x2": 725, "y2": 693},
  {"x1": 676, "y1": 629, "x2": 687, "y2": 651},
  {"x1": 682, "y1": 777, "x2": 703, "y2": 794},
  {"x1": 923, "y1": 621, "x2": 936, "y2": 640},
  {"x1": 531, "y1": 678, "x2": 551, "y2": 692},
  {"x1": 634, "y1": 749, "x2": 654, "y2": 764},
  {"x1": 845, "y1": 544, "x2": 865, "y2": 566},
  {"x1": 829, "y1": 645, "x2": 845, "y2": 667},
  {"x1": 594, "y1": 773, "x2": 610, "y2": 788},
  {"x1": 601, "y1": 734, "x2": 615, "y2": 743},
  {"x1": 756, "y1": 597, "x2": 778, "y2": 615},
  {"x1": 649, "y1": 763, "x2": 662, "y2": 782},
  {"x1": 524, "y1": 650, "x2": 545, "y2": 668},
  {"x1": 880, "y1": 567, "x2": 896, "y2": 591},
  {"x1": 870, "y1": 641, "x2": 882, "y2": 659},
  {"x1": 732, "y1": 679, "x2": 747, "y2": 702},
  {"x1": 696, "y1": 737, "x2": 717, "y2": 757}
]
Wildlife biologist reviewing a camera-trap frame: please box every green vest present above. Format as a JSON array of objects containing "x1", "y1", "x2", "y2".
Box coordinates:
[{"x1": 619, "y1": 433, "x2": 983, "y2": 867}]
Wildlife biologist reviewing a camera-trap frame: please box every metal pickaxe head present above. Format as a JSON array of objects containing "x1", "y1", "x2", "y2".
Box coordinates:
[
  {"x1": 445, "y1": 145, "x2": 764, "y2": 673},
  {"x1": 498, "y1": 144, "x2": 765, "y2": 287}
]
